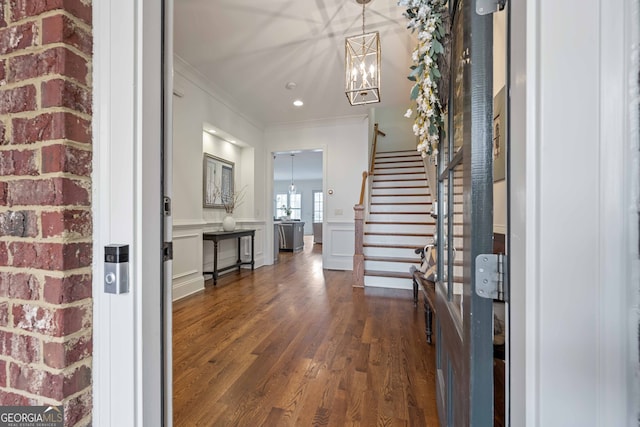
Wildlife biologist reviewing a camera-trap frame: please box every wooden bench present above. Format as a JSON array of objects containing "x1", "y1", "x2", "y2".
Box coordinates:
[{"x1": 412, "y1": 271, "x2": 437, "y2": 344}]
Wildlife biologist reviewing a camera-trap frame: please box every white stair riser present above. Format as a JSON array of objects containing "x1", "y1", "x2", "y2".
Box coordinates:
[
  {"x1": 372, "y1": 177, "x2": 427, "y2": 188},
  {"x1": 450, "y1": 196, "x2": 463, "y2": 205},
  {"x1": 441, "y1": 195, "x2": 464, "y2": 206},
  {"x1": 364, "y1": 276, "x2": 413, "y2": 290},
  {"x1": 446, "y1": 281, "x2": 463, "y2": 295},
  {"x1": 368, "y1": 213, "x2": 434, "y2": 223},
  {"x1": 371, "y1": 194, "x2": 430, "y2": 204},
  {"x1": 366, "y1": 223, "x2": 434, "y2": 233},
  {"x1": 364, "y1": 246, "x2": 420, "y2": 258},
  {"x1": 373, "y1": 172, "x2": 427, "y2": 181},
  {"x1": 364, "y1": 234, "x2": 433, "y2": 246},
  {"x1": 374, "y1": 166, "x2": 425, "y2": 174},
  {"x1": 372, "y1": 187, "x2": 430, "y2": 196},
  {"x1": 365, "y1": 260, "x2": 419, "y2": 272},
  {"x1": 452, "y1": 204, "x2": 464, "y2": 214},
  {"x1": 442, "y1": 226, "x2": 464, "y2": 237},
  {"x1": 376, "y1": 154, "x2": 422, "y2": 161},
  {"x1": 447, "y1": 230, "x2": 464, "y2": 237},
  {"x1": 373, "y1": 162, "x2": 424, "y2": 171},
  {"x1": 446, "y1": 237, "x2": 463, "y2": 248},
  {"x1": 370, "y1": 203, "x2": 431, "y2": 213}
]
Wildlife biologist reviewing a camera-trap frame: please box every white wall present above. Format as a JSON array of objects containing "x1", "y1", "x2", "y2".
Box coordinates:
[
  {"x1": 172, "y1": 57, "x2": 267, "y2": 300},
  {"x1": 265, "y1": 117, "x2": 369, "y2": 270},
  {"x1": 374, "y1": 105, "x2": 417, "y2": 152}
]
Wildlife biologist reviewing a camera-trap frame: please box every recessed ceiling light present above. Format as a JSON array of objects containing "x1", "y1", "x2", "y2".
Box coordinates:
[
  {"x1": 293, "y1": 100, "x2": 304, "y2": 107},
  {"x1": 285, "y1": 82, "x2": 297, "y2": 90}
]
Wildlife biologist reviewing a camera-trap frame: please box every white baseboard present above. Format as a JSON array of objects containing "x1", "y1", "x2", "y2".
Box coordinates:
[{"x1": 172, "y1": 275, "x2": 205, "y2": 301}]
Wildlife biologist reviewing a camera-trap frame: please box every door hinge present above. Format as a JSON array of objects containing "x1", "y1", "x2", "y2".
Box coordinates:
[
  {"x1": 476, "y1": 0, "x2": 506, "y2": 15},
  {"x1": 162, "y1": 242, "x2": 173, "y2": 262},
  {"x1": 475, "y1": 253, "x2": 507, "y2": 301},
  {"x1": 163, "y1": 196, "x2": 172, "y2": 216}
]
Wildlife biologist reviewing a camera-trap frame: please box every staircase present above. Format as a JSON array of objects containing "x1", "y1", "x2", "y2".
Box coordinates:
[{"x1": 363, "y1": 150, "x2": 435, "y2": 289}]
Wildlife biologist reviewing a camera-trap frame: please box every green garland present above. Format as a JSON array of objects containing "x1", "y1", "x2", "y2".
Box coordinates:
[{"x1": 399, "y1": 0, "x2": 448, "y2": 158}]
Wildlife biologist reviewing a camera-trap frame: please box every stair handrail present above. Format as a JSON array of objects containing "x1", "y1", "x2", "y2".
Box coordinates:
[
  {"x1": 358, "y1": 124, "x2": 386, "y2": 207},
  {"x1": 369, "y1": 123, "x2": 386, "y2": 175},
  {"x1": 359, "y1": 171, "x2": 368, "y2": 205},
  {"x1": 354, "y1": 123, "x2": 386, "y2": 288}
]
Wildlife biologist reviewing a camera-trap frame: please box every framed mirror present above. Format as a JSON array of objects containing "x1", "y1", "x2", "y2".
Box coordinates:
[{"x1": 203, "y1": 153, "x2": 234, "y2": 208}]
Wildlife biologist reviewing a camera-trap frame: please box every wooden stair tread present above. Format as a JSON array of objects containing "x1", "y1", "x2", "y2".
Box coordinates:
[
  {"x1": 371, "y1": 202, "x2": 431, "y2": 206},
  {"x1": 365, "y1": 256, "x2": 419, "y2": 264},
  {"x1": 373, "y1": 178, "x2": 426, "y2": 182},
  {"x1": 364, "y1": 243, "x2": 425, "y2": 249},
  {"x1": 371, "y1": 193, "x2": 427, "y2": 197},
  {"x1": 369, "y1": 212, "x2": 433, "y2": 216},
  {"x1": 375, "y1": 159, "x2": 424, "y2": 165},
  {"x1": 364, "y1": 270, "x2": 413, "y2": 279},
  {"x1": 377, "y1": 150, "x2": 420, "y2": 155},
  {"x1": 366, "y1": 221, "x2": 435, "y2": 225},
  {"x1": 365, "y1": 231, "x2": 433, "y2": 237},
  {"x1": 374, "y1": 171, "x2": 425, "y2": 176},
  {"x1": 372, "y1": 184, "x2": 428, "y2": 188},
  {"x1": 374, "y1": 165, "x2": 423, "y2": 170}
]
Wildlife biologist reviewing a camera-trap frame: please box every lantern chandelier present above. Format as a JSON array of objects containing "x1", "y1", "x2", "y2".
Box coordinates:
[{"x1": 345, "y1": 0, "x2": 381, "y2": 106}]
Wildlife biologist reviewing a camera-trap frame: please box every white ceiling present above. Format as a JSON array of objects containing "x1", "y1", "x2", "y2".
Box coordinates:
[
  {"x1": 174, "y1": 0, "x2": 416, "y2": 126},
  {"x1": 273, "y1": 150, "x2": 323, "y2": 181}
]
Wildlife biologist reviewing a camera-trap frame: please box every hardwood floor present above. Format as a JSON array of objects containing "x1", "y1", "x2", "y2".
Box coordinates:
[{"x1": 173, "y1": 237, "x2": 439, "y2": 426}]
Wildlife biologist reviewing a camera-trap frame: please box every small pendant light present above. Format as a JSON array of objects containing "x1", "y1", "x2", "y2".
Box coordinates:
[{"x1": 289, "y1": 154, "x2": 297, "y2": 195}]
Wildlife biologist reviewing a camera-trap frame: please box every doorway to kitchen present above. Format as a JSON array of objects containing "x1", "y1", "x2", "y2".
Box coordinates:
[{"x1": 272, "y1": 150, "x2": 324, "y2": 261}]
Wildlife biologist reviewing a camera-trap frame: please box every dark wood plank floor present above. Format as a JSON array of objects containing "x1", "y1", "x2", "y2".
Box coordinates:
[{"x1": 173, "y1": 237, "x2": 439, "y2": 426}]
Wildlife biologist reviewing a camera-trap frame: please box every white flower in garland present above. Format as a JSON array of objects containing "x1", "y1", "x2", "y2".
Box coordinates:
[{"x1": 399, "y1": 0, "x2": 447, "y2": 158}]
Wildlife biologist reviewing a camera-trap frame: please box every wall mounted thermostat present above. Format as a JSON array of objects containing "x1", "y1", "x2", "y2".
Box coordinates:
[{"x1": 104, "y1": 244, "x2": 129, "y2": 294}]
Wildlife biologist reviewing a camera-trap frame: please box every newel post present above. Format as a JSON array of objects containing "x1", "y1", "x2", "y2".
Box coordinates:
[{"x1": 353, "y1": 204, "x2": 365, "y2": 287}]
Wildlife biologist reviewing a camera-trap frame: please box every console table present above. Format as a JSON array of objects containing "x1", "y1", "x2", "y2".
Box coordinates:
[{"x1": 203, "y1": 229, "x2": 255, "y2": 285}]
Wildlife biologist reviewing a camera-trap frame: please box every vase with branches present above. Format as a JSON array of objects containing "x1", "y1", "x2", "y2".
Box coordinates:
[
  {"x1": 214, "y1": 185, "x2": 246, "y2": 230},
  {"x1": 214, "y1": 185, "x2": 246, "y2": 214}
]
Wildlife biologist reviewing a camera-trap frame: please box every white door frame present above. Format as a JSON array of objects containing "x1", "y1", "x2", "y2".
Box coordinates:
[
  {"x1": 93, "y1": 0, "x2": 165, "y2": 425},
  {"x1": 92, "y1": 0, "x2": 638, "y2": 424}
]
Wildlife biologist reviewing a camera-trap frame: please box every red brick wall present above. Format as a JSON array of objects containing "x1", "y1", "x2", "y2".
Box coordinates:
[{"x1": 0, "y1": 1, "x2": 92, "y2": 425}]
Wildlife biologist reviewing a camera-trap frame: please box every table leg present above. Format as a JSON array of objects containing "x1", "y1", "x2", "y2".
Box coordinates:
[
  {"x1": 213, "y1": 241, "x2": 219, "y2": 286},
  {"x1": 251, "y1": 234, "x2": 255, "y2": 270},
  {"x1": 425, "y1": 299, "x2": 433, "y2": 344},
  {"x1": 237, "y1": 237, "x2": 242, "y2": 272}
]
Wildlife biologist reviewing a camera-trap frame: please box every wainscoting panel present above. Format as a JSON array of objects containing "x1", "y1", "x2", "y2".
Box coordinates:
[
  {"x1": 202, "y1": 238, "x2": 238, "y2": 273},
  {"x1": 173, "y1": 230, "x2": 204, "y2": 300},
  {"x1": 324, "y1": 222, "x2": 355, "y2": 271}
]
